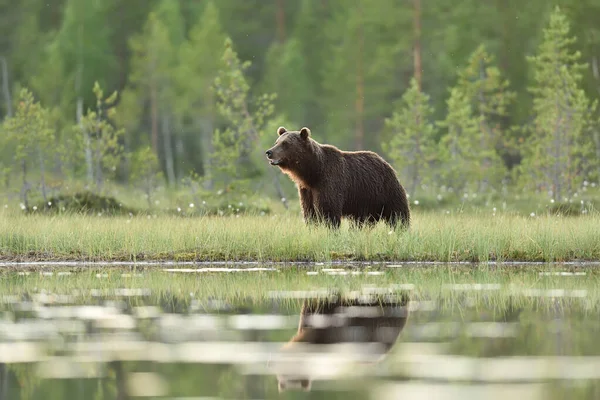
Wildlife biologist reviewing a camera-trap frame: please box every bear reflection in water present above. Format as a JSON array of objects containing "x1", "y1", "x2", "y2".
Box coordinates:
[{"x1": 269, "y1": 292, "x2": 410, "y2": 392}]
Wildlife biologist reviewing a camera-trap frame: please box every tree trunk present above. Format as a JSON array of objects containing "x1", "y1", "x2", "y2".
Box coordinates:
[
  {"x1": 150, "y1": 80, "x2": 159, "y2": 153},
  {"x1": 354, "y1": 5, "x2": 365, "y2": 151},
  {"x1": 75, "y1": 15, "x2": 93, "y2": 188},
  {"x1": 0, "y1": 56, "x2": 12, "y2": 118},
  {"x1": 175, "y1": 132, "x2": 184, "y2": 182},
  {"x1": 78, "y1": 97, "x2": 94, "y2": 187},
  {"x1": 95, "y1": 137, "x2": 103, "y2": 192},
  {"x1": 591, "y1": 56, "x2": 600, "y2": 180},
  {"x1": 37, "y1": 144, "x2": 48, "y2": 203},
  {"x1": 413, "y1": 0, "x2": 422, "y2": 91},
  {"x1": 478, "y1": 59, "x2": 489, "y2": 193},
  {"x1": 109, "y1": 361, "x2": 129, "y2": 400},
  {"x1": 21, "y1": 160, "x2": 29, "y2": 209},
  {"x1": 162, "y1": 113, "x2": 176, "y2": 186},
  {"x1": 276, "y1": 0, "x2": 286, "y2": 43},
  {"x1": 200, "y1": 116, "x2": 214, "y2": 190}
]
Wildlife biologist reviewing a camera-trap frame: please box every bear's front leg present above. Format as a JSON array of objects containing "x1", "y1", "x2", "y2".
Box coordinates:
[{"x1": 298, "y1": 187, "x2": 317, "y2": 224}]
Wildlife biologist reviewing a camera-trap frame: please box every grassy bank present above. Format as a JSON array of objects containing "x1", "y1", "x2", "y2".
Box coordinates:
[{"x1": 1, "y1": 210, "x2": 600, "y2": 262}]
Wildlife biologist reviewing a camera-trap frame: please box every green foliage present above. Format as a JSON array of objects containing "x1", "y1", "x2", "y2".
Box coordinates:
[
  {"x1": 436, "y1": 45, "x2": 513, "y2": 195},
  {"x1": 261, "y1": 38, "x2": 311, "y2": 126},
  {"x1": 211, "y1": 38, "x2": 277, "y2": 192},
  {"x1": 76, "y1": 82, "x2": 125, "y2": 192},
  {"x1": 175, "y1": 0, "x2": 227, "y2": 180},
  {"x1": 130, "y1": 145, "x2": 164, "y2": 207},
  {"x1": 321, "y1": 0, "x2": 409, "y2": 149},
  {"x1": 520, "y1": 6, "x2": 598, "y2": 202},
  {"x1": 437, "y1": 87, "x2": 480, "y2": 194},
  {"x1": 2, "y1": 1, "x2": 600, "y2": 212},
  {"x1": 383, "y1": 77, "x2": 438, "y2": 198},
  {"x1": 455, "y1": 44, "x2": 513, "y2": 190},
  {"x1": 2, "y1": 88, "x2": 55, "y2": 204}
]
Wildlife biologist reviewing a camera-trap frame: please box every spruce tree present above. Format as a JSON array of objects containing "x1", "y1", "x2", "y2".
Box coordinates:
[
  {"x1": 382, "y1": 77, "x2": 438, "y2": 198},
  {"x1": 455, "y1": 44, "x2": 514, "y2": 192},
  {"x1": 437, "y1": 87, "x2": 480, "y2": 195},
  {"x1": 520, "y1": 6, "x2": 597, "y2": 202}
]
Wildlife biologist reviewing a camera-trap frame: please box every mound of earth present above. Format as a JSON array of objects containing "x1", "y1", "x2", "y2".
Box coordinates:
[{"x1": 28, "y1": 191, "x2": 137, "y2": 216}]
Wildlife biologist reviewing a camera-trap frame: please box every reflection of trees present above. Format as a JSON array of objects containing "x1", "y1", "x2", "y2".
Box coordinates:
[
  {"x1": 443, "y1": 297, "x2": 600, "y2": 358},
  {"x1": 0, "y1": 364, "x2": 7, "y2": 400},
  {"x1": 7, "y1": 364, "x2": 40, "y2": 400},
  {"x1": 107, "y1": 361, "x2": 128, "y2": 400}
]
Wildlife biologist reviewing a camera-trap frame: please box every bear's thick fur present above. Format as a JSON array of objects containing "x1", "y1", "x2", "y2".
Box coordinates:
[
  {"x1": 265, "y1": 126, "x2": 410, "y2": 229},
  {"x1": 269, "y1": 292, "x2": 410, "y2": 392}
]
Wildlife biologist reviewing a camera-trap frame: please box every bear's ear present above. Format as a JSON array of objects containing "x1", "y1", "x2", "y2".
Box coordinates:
[
  {"x1": 277, "y1": 126, "x2": 287, "y2": 136},
  {"x1": 299, "y1": 127, "x2": 311, "y2": 140}
]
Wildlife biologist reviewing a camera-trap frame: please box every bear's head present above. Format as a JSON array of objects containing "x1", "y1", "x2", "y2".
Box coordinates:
[{"x1": 265, "y1": 126, "x2": 312, "y2": 169}]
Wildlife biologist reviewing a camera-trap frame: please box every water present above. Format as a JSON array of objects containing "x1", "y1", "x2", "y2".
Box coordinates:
[{"x1": 0, "y1": 263, "x2": 599, "y2": 399}]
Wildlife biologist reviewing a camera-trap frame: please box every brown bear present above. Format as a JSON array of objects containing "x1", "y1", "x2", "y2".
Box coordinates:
[
  {"x1": 268, "y1": 292, "x2": 410, "y2": 392},
  {"x1": 265, "y1": 126, "x2": 410, "y2": 229}
]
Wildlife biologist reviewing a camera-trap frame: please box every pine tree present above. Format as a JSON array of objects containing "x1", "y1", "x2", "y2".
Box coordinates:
[
  {"x1": 261, "y1": 37, "x2": 311, "y2": 127},
  {"x1": 321, "y1": 0, "x2": 409, "y2": 150},
  {"x1": 3, "y1": 88, "x2": 54, "y2": 207},
  {"x1": 382, "y1": 77, "x2": 438, "y2": 198},
  {"x1": 211, "y1": 38, "x2": 287, "y2": 206},
  {"x1": 130, "y1": 145, "x2": 163, "y2": 208},
  {"x1": 75, "y1": 82, "x2": 125, "y2": 193},
  {"x1": 126, "y1": 5, "x2": 182, "y2": 186},
  {"x1": 176, "y1": 1, "x2": 227, "y2": 186},
  {"x1": 520, "y1": 6, "x2": 598, "y2": 202}
]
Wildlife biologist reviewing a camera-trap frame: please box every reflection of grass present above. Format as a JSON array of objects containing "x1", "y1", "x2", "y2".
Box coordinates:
[
  {"x1": 1, "y1": 266, "x2": 599, "y2": 311},
  {"x1": 1, "y1": 210, "x2": 600, "y2": 262}
]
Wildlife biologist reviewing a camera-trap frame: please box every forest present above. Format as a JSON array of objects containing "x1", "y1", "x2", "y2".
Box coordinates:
[{"x1": 1, "y1": 0, "x2": 600, "y2": 215}]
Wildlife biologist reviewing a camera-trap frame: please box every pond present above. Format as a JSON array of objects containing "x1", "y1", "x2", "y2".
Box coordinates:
[{"x1": 0, "y1": 262, "x2": 599, "y2": 399}]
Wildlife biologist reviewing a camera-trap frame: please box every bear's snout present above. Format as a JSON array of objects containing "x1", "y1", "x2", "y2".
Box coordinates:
[{"x1": 265, "y1": 149, "x2": 273, "y2": 158}]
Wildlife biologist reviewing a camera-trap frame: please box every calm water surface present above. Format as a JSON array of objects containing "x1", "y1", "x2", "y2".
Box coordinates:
[{"x1": 0, "y1": 262, "x2": 598, "y2": 399}]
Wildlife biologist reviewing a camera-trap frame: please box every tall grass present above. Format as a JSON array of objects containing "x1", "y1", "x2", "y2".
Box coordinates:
[{"x1": 1, "y1": 210, "x2": 600, "y2": 262}]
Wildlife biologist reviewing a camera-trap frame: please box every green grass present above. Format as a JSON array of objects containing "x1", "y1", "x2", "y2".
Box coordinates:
[
  {"x1": 1, "y1": 209, "x2": 600, "y2": 262},
  {"x1": 1, "y1": 265, "x2": 599, "y2": 311}
]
